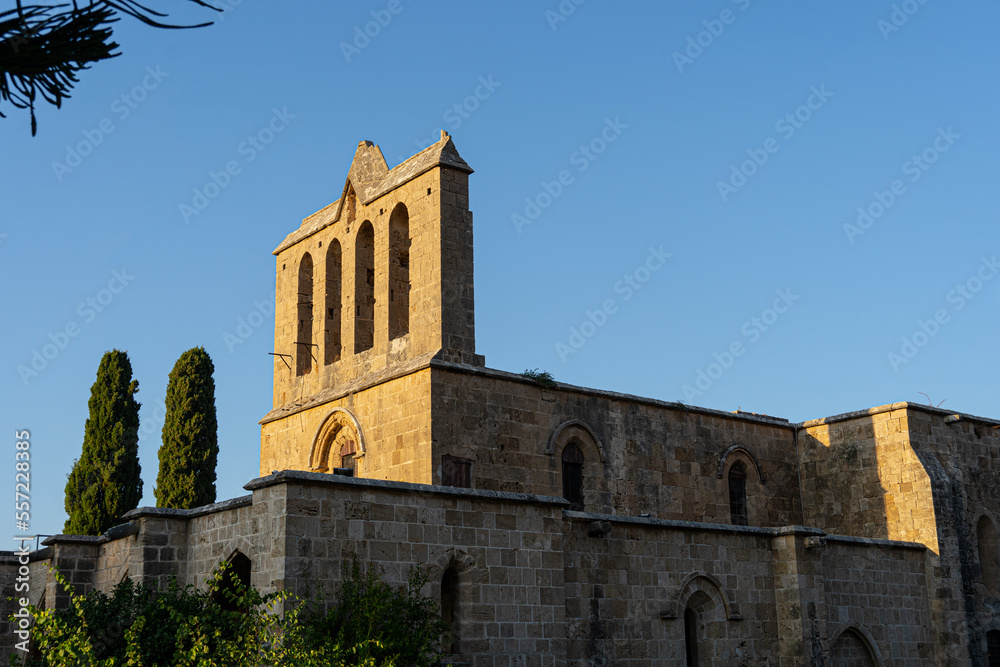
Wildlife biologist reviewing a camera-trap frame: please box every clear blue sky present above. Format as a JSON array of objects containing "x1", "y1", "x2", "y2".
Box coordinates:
[{"x1": 3, "y1": 1, "x2": 998, "y2": 537}]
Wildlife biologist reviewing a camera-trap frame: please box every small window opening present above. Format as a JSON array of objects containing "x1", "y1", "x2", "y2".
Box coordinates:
[
  {"x1": 296, "y1": 254, "x2": 314, "y2": 376},
  {"x1": 729, "y1": 461, "x2": 748, "y2": 526},
  {"x1": 441, "y1": 567, "x2": 459, "y2": 654},
  {"x1": 324, "y1": 240, "x2": 342, "y2": 364},
  {"x1": 979, "y1": 515, "x2": 1000, "y2": 594},
  {"x1": 388, "y1": 203, "x2": 411, "y2": 340},
  {"x1": 988, "y1": 629, "x2": 1000, "y2": 667},
  {"x1": 442, "y1": 455, "x2": 471, "y2": 488},
  {"x1": 345, "y1": 184, "x2": 357, "y2": 226},
  {"x1": 212, "y1": 552, "x2": 252, "y2": 612},
  {"x1": 354, "y1": 222, "x2": 375, "y2": 352},
  {"x1": 684, "y1": 607, "x2": 699, "y2": 667},
  {"x1": 561, "y1": 442, "x2": 584, "y2": 511}
]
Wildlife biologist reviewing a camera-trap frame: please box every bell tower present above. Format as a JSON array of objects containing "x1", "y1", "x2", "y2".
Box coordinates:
[{"x1": 260, "y1": 132, "x2": 482, "y2": 482}]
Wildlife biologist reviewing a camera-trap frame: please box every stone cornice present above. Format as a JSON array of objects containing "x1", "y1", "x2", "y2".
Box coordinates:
[{"x1": 244, "y1": 469, "x2": 568, "y2": 507}]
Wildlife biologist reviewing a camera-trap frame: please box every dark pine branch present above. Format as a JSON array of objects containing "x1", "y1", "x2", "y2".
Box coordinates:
[{"x1": 0, "y1": 1, "x2": 219, "y2": 134}]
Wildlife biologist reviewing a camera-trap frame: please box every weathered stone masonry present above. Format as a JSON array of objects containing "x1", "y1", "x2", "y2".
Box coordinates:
[{"x1": 4, "y1": 134, "x2": 1000, "y2": 665}]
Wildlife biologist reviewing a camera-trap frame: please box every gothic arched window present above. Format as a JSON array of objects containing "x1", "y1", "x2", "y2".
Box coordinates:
[
  {"x1": 355, "y1": 221, "x2": 375, "y2": 353},
  {"x1": 388, "y1": 203, "x2": 410, "y2": 340},
  {"x1": 324, "y1": 240, "x2": 342, "y2": 364},
  {"x1": 296, "y1": 253, "x2": 313, "y2": 375},
  {"x1": 212, "y1": 551, "x2": 252, "y2": 612}
]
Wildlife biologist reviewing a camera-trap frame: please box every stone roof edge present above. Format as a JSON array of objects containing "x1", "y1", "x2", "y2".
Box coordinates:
[
  {"x1": 30, "y1": 499, "x2": 254, "y2": 548},
  {"x1": 302, "y1": 199, "x2": 341, "y2": 228},
  {"x1": 357, "y1": 136, "x2": 473, "y2": 207},
  {"x1": 259, "y1": 353, "x2": 438, "y2": 424},
  {"x1": 429, "y1": 360, "x2": 796, "y2": 429},
  {"x1": 30, "y1": 546, "x2": 53, "y2": 562},
  {"x1": 0, "y1": 549, "x2": 52, "y2": 563},
  {"x1": 562, "y1": 513, "x2": 927, "y2": 549},
  {"x1": 823, "y1": 533, "x2": 926, "y2": 551},
  {"x1": 123, "y1": 495, "x2": 253, "y2": 521},
  {"x1": 41, "y1": 534, "x2": 106, "y2": 546},
  {"x1": 272, "y1": 199, "x2": 342, "y2": 255},
  {"x1": 563, "y1": 510, "x2": 779, "y2": 536},
  {"x1": 797, "y1": 402, "x2": 1000, "y2": 429},
  {"x1": 259, "y1": 353, "x2": 1000, "y2": 430},
  {"x1": 260, "y1": 358, "x2": 997, "y2": 432},
  {"x1": 260, "y1": 356, "x2": 798, "y2": 429},
  {"x1": 244, "y1": 469, "x2": 569, "y2": 507},
  {"x1": 272, "y1": 134, "x2": 472, "y2": 256}
]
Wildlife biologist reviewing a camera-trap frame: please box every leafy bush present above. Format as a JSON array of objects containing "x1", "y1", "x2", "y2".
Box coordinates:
[
  {"x1": 296, "y1": 561, "x2": 449, "y2": 667},
  {"x1": 521, "y1": 368, "x2": 556, "y2": 387},
  {"x1": 12, "y1": 560, "x2": 446, "y2": 667}
]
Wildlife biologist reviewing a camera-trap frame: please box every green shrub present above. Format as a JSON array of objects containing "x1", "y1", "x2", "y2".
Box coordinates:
[
  {"x1": 12, "y1": 560, "x2": 445, "y2": 667},
  {"x1": 521, "y1": 368, "x2": 556, "y2": 387},
  {"x1": 296, "y1": 560, "x2": 448, "y2": 667}
]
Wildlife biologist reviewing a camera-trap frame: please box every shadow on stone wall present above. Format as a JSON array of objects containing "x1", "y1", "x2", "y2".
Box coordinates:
[{"x1": 797, "y1": 415, "x2": 890, "y2": 541}]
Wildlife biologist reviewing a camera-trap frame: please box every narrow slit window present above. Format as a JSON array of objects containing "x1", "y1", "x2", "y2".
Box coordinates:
[
  {"x1": 979, "y1": 515, "x2": 1000, "y2": 594},
  {"x1": 562, "y1": 442, "x2": 584, "y2": 511},
  {"x1": 988, "y1": 630, "x2": 1000, "y2": 667},
  {"x1": 441, "y1": 567, "x2": 460, "y2": 654},
  {"x1": 684, "y1": 607, "x2": 699, "y2": 667},
  {"x1": 729, "y1": 461, "x2": 748, "y2": 526}
]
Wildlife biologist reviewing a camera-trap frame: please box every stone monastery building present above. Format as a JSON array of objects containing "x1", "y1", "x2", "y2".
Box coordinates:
[{"x1": 6, "y1": 133, "x2": 1000, "y2": 665}]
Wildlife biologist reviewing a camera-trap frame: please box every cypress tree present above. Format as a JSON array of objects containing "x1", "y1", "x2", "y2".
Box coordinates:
[
  {"x1": 64, "y1": 349, "x2": 143, "y2": 535},
  {"x1": 155, "y1": 346, "x2": 218, "y2": 509}
]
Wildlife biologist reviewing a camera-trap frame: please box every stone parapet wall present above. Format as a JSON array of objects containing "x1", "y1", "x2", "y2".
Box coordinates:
[
  {"x1": 121, "y1": 495, "x2": 256, "y2": 590},
  {"x1": 0, "y1": 455, "x2": 968, "y2": 664},
  {"x1": 431, "y1": 364, "x2": 803, "y2": 527},
  {"x1": 561, "y1": 511, "x2": 780, "y2": 665},
  {"x1": 821, "y1": 535, "x2": 933, "y2": 664},
  {"x1": 798, "y1": 404, "x2": 937, "y2": 547},
  {"x1": 246, "y1": 472, "x2": 569, "y2": 664},
  {"x1": 558, "y1": 513, "x2": 933, "y2": 666},
  {"x1": 904, "y1": 407, "x2": 1000, "y2": 665},
  {"x1": 797, "y1": 402, "x2": 1000, "y2": 664}
]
